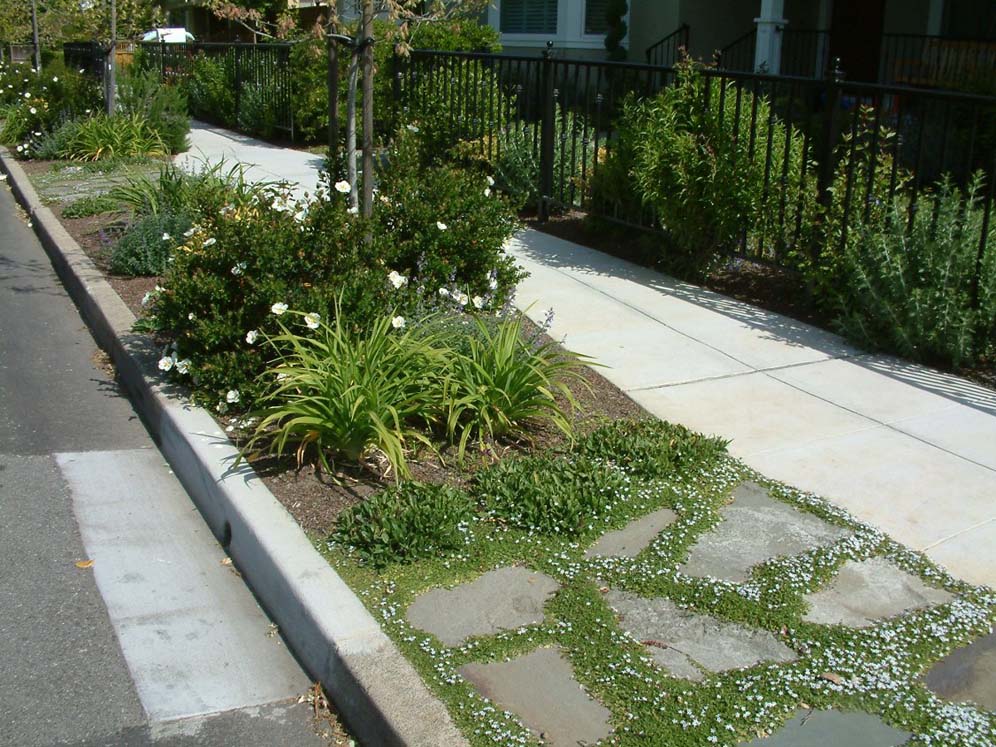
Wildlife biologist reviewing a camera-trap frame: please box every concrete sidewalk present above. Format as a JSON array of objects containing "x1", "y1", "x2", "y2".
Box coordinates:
[{"x1": 180, "y1": 124, "x2": 996, "y2": 589}]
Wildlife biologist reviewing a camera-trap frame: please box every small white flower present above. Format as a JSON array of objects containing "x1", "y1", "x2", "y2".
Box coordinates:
[
  {"x1": 303, "y1": 312, "x2": 321, "y2": 330},
  {"x1": 29, "y1": 107, "x2": 36, "y2": 114},
  {"x1": 391, "y1": 315, "x2": 405, "y2": 329},
  {"x1": 188, "y1": 312, "x2": 196, "y2": 321},
  {"x1": 347, "y1": 206, "x2": 359, "y2": 215},
  {"x1": 455, "y1": 292, "x2": 469, "y2": 306},
  {"x1": 271, "y1": 302, "x2": 288, "y2": 315},
  {"x1": 23, "y1": 91, "x2": 29, "y2": 99},
  {"x1": 436, "y1": 221, "x2": 448, "y2": 231},
  {"x1": 472, "y1": 295, "x2": 484, "y2": 309},
  {"x1": 84, "y1": 108, "x2": 91, "y2": 114},
  {"x1": 202, "y1": 237, "x2": 216, "y2": 247},
  {"x1": 182, "y1": 227, "x2": 197, "y2": 238},
  {"x1": 245, "y1": 329, "x2": 259, "y2": 344},
  {"x1": 388, "y1": 270, "x2": 408, "y2": 289},
  {"x1": 231, "y1": 261, "x2": 247, "y2": 276},
  {"x1": 52, "y1": 76, "x2": 58, "y2": 82},
  {"x1": 216, "y1": 402, "x2": 228, "y2": 414},
  {"x1": 438, "y1": 287, "x2": 450, "y2": 297},
  {"x1": 487, "y1": 175, "x2": 495, "y2": 186},
  {"x1": 162, "y1": 232, "x2": 171, "y2": 241},
  {"x1": 226, "y1": 389, "x2": 240, "y2": 404},
  {"x1": 0, "y1": 174, "x2": 6, "y2": 181},
  {"x1": 488, "y1": 276, "x2": 499, "y2": 291},
  {"x1": 79, "y1": 69, "x2": 85, "y2": 74},
  {"x1": 175, "y1": 358, "x2": 191, "y2": 374},
  {"x1": 334, "y1": 180, "x2": 351, "y2": 194},
  {"x1": 276, "y1": 372, "x2": 289, "y2": 382},
  {"x1": 484, "y1": 187, "x2": 491, "y2": 197},
  {"x1": 157, "y1": 356, "x2": 175, "y2": 372},
  {"x1": 141, "y1": 291, "x2": 154, "y2": 306},
  {"x1": 406, "y1": 123, "x2": 419, "y2": 133}
]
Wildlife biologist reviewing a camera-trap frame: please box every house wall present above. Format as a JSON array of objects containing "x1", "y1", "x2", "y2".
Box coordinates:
[
  {"x1": 678, "y1": 0, "x2": 758, "y2": 61},
  {"x1": 883, "y1": 0, "x2": 931, "y2": 34},
  {"x1": 627, "y1": 1, "x2": 680, "y2": 62}
]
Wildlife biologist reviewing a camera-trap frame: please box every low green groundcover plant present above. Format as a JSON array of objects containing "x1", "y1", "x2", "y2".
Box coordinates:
[
  {"x1": 61, "y1": 193, "x2": 122, "y2": 219},
  {"x1": 334, "y1": 482, "x2": 474, "y2": 568},
  {"x1": 110, "y1": 211, "x2": 193, "y2": 276},
  {"x1": 574, "y1": 419, "x2": 729, "y2": 479},
  {"x1": 474, "y1": 454, "x2": 632, "y2": 536},
  {"x1": 327, "y1": 433, "x2": 996, "y2": 747}
]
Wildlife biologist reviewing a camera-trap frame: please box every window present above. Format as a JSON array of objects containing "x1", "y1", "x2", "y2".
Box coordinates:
[
  {"x1": 584, "y1": 0, "x2": 609, "y2": 35},
  {"x1": 500, "y1": 0, "x2": 558, "y2": 34}
]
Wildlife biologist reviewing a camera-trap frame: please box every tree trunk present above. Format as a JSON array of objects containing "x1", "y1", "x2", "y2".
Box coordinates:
[
  {"x1": 326, "y1": 2, "x2": 339, "y2": 163},
  {"x1": 346, "y1": 49, "x2": 359, "y2": 211},
  {"x1": 360, "y1": 0, "x2": 374, "y2": 218}
]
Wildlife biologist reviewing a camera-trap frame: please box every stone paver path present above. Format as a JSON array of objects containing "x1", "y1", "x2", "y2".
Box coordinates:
[
  {"x1": 740, "y1": 708, "x2": 911, "y2": 746},
  {"x1": 680, "y1": 482, "x2": 851, "y2": 583},
  {"x1": 803, "y1": 557, "x2": 954, "y2": 627},
  {"x1": 585, "y1": 508, "x2": 678, "y2": 558},
  {"x1": 458, "y1": 648, "x2": 612, "y2": 746},
  {"x1": 925, "y1": 628, "x2": 996, "y2": 711},
  {"x1": 406, "y1": 566, "x2": 559, "y2": 646},
  {"x1": 605, "y1": 590, "x2": 796, "y2": 681}
]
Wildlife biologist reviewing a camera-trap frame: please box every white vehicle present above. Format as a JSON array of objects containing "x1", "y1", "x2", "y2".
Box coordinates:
[{"x1": 141, "y1": 28, "x2": 195, "y2": 44}]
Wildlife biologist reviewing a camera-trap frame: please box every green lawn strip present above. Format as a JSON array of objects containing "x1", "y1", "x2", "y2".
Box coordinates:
[{"x1": 325, "y1": 447, "x2": 996, "y2": 747}]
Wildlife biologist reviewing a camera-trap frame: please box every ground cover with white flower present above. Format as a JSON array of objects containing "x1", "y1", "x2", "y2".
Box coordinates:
[{"x1": 327, "y1": 446, "x2": 996, "y2": 746}]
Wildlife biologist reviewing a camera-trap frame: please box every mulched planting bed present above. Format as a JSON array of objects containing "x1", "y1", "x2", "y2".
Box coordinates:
[{"x1": 19, "y1": 162, "x2": 996, "y2": 747}]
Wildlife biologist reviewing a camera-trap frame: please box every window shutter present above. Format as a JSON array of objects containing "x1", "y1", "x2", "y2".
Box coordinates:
[
  {"x1": 584, "y1": 0, "x2": 610, "y2": 35},
  {"x1": 500, "y1": 0, "x2": 558, "y2": 34}
]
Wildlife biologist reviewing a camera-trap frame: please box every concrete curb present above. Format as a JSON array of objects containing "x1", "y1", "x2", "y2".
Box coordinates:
[{"x1": 0, "y1": 149, "x2": 468, "y2": 747}]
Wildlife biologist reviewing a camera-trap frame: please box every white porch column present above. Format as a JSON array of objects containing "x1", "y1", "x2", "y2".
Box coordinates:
[
  {"x1": 754, "y1": 0, "x2": 786, "y2": 75},
  {"x1": 926, "y1": 0, "x2": 945, "y2": 35}
]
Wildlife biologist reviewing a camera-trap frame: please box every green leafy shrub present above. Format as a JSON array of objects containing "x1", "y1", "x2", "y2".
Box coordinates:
[
  {"x1": 56, "y1": 113, "x2": 167, "y2": 161},
  {"x1": 237, "y1": 80, "x2": 282, "y2": 139},
  {"x1": 62, "y1": 193, "x2": 122, "y2": 218},
  {"x1": 117, "y1": 65, "x2": 190, "y2": 154},
  {"x1": 110, "y1": 211, "x2": 192, "y2": 276},
  {"x1": 245, "y1": 308, "x2": 444, "y2": 478},
  {"x1": 442, "y1": 312, "x2": 584, "y2": 459},
  {"x1": 182, "y1": 53, "x2": 236, "y2": 127},
  {"x1": 831, "y1": 172, "x2": 996, "y2": 368},
  {"x1": 333, "y1": 482, "x2": 474, "y2": 567},
  {"x1": 574, "y1": 419, "x2": 728, "y2": 478},
  {"x1": 474, "y1": 454, "x2": 631, "y2": 535},
  {"x1": 591, "y1": 60, "x2": 814, "y2": 278}
]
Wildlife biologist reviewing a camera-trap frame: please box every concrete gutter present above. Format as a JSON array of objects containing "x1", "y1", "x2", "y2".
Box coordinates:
[{"x1": 0, "y1": 148, "x2": 468, "y2": 747}]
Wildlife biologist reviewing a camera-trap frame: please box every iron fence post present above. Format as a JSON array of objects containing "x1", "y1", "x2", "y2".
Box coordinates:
[
  {"x1": 539, "y1": 41, "x2": 556, "y2": 221},
  {"x1": 816, "y1": 57, "x2": 843, "y2": 206},
  {"x1": 234, "y1": 46, "x2": 243, "y2": 124},
  {"x1": 160, "y1": 39, "x2": 165, "y2": 81},
  {"x1": 392, "y1": 50, "x2": 402, "y2": 133}
]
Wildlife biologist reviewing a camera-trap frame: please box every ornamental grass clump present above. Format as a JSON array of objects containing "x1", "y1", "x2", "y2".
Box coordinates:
[
  {"x1": 244, "y1": 308, "x2": 446, "y2": 479},
  {"x1": 474, "y1": 454, "x2": 631, "y2": 535},
  {"x1": 333, "y1": 482, "x2": 475, "y2": 568},
  {"x1": 574, "y1": 419, "x2": 729, "y2": 479}
]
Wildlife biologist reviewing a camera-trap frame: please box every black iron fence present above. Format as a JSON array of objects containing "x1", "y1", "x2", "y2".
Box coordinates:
[
  {"x1": 137, "y1": 41, "x2": 295, "y2": 139},
  {"x1": 63, "y1": 41, "x2": 105, "y2": 77},
  {"x1": 394, "y1": 48, "x2": 996, "y2": 292},
  {"x1": 645, "y1": 24, "x2": 689, "y2": 68},
  {"x1": 880, "y1": 33, "x2": 996, "y2": 90}
]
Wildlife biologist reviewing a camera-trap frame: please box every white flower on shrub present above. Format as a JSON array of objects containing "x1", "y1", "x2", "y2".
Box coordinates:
[
  {"x1": 231, "y1": 261, "x2": 247, "y2": 276},
  {"x1": 438, "y1": 287, "x2": 450, "y2": 298},
  {"x1": 141, "y1": 291, "x2": 154, "y2": 306},
  {"x1": 270, "y1": 302, "x2": 288, "y2": 315},
  {"x1": 52, "y1": 76, "x2": 58, "y2": 82},
  {"x1": 23, "y1": 91, "x2": 29, "y2": 98},
  {"x1": 216, "y1": 402, "x2": 228, "y2": 414},
  {"x1": 202, "y1": 237, "x2": 217, "y2": 248},
  {"x1": 488, "y1": 275, "x2": 499, "y2": 291},
  {"x1": 226, "y1": 389, "x2": 240, "y2": 404},
  {"x1": 157, "y1": 355, "x2": 175, "y2": 372},
  {"x1": 388, "y1": 270, "x2": 408, "y2": 289},
  {"x1": 484, "y1": 188, "x2": 491, "y2": 197},
  {"x1": 406, "y1": 124, "x2": 419, "y2": 133},
  {"x1": 472, "y1": 295, "x2": 484, "y2": 309},
  {"x1": 391, "y1": 316, "x2": 406, "y2": 329},
  {"x1": 487, "y1": 176, "x2": 495, "y2": 186},
  {"x1": 303, "y1": 312, "x2": 321, "y2": 330},
  {"x1": 436, "y1": 221, "x2": 448, "y2": 231},
  {"x1": 162, "y1": 232, "x2": 171, "y2": 241},
  {"x1": 187, "y1": 312, "x2": 195, "y2": 321},
  {"x1": 245, "y1": 329, "x2": 259, "y2": 344},
  {"x1": 455, "y1": 292, "x2": 469, "y2": 306},
  {"x1": 334, "y1": 180, "x2": 350, "y2": 194},
  {"x1": 183, "y1": 227, "x2": 197, "y2": 238},
  {"x1": 29, "y1": 107, "x2": 36, "y2": 114},
  {"x1": 175, "y1": 359, "x2": 191, "y2": 375},
  {"x1": 347, "y1": 206, "x2": 358, "y2": 215}
]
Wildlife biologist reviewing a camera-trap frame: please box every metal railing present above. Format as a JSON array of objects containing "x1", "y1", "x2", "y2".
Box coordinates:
[
  {"x1": 880, "y1": 33, "x2": 996, "y2": 89},
  {"x1": 395, "y1": 48, "x2": 995, "y2": 295},
  {"x1": 780, "y1": 28, "x2": 830, "y2": 78},
  {"x1": 718, "y1": 29, "x2": 756, "y2": 72},
  {"x1": 645, "y1": 24, "x2": 690, "y2": 68},
  {"x1": 137, "y1": 41, "x2": 295, "y2": 139},
  {"x1": 64, "y1": 41, "x2": 104, "y2": 77}
]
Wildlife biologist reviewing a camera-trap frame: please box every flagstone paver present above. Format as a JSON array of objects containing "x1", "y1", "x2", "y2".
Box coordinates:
[
  {"x1": 925, "y1": 628, "x2": 996, "y2": 711},
  {"x1": 585, "y1": 508, "x2": 678, "y2": 558},
  {"x1": 803, "y1": 557, "x2": 954, "y2": 628},
  {"x1": 605, "y1": 590, "x2": 796, "y2": 681},
  {"x1": 406, "y1": 566, "x2": 559, "y2": 646},
  {"x1": 679, "y1": 481, "x2": 852, "y2": 583},
  {"x1": 739, "y1": 708, "x2": 911, "y2": 746},
  {"x1": 458, "y1": 647, "x2": 612, "y2": 746}
]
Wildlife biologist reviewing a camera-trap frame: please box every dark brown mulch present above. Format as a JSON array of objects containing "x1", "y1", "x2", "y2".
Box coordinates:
[{"x1": 525, "y1": 212, "x2": 996, "y2": 391}]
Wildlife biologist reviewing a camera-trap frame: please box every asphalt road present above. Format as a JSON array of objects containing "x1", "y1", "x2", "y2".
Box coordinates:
[{"x1": 0, "y1": 182, "x2": 326, "y2": 746}]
